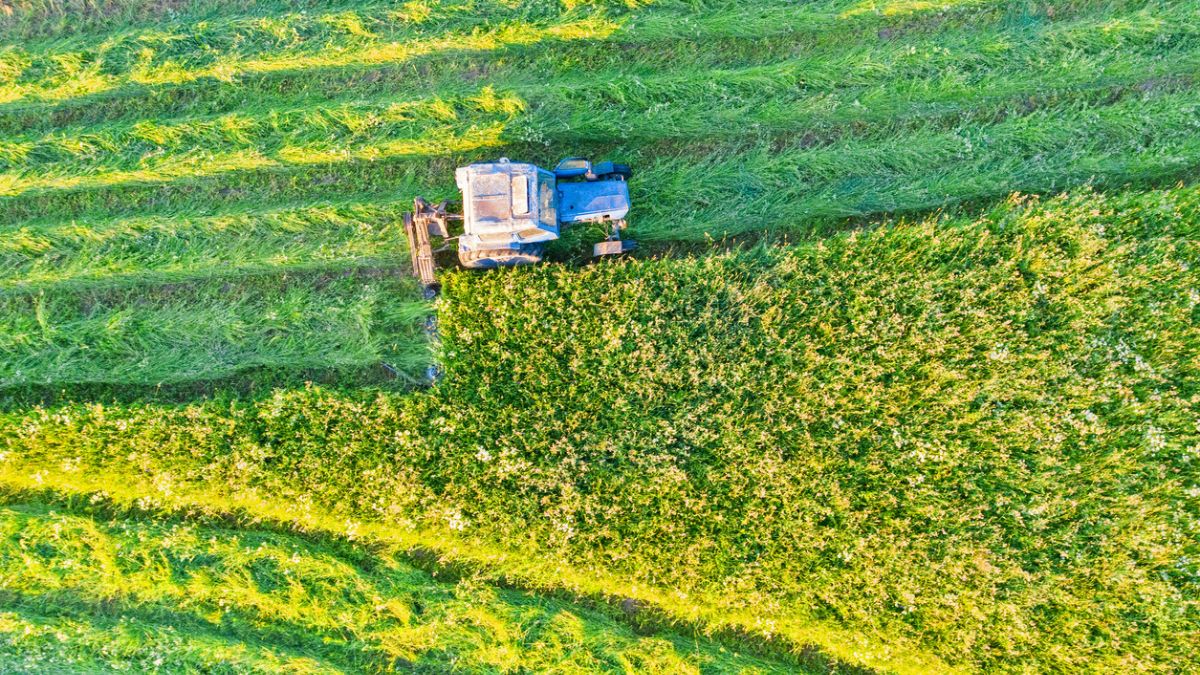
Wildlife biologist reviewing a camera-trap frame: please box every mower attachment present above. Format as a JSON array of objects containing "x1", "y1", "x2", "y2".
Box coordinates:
[{"x1": 404, "y1": 197, "x2": 459, "y2": 291}]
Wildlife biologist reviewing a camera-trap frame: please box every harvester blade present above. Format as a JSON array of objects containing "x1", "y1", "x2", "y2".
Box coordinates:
[{"x1": 403, "y1": 209, "x2": 437, "y2": 291}]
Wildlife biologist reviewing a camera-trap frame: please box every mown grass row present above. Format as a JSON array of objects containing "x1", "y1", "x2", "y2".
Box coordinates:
[
  {"x1": 5, "y1": 80, "x2": 1197, "y2": 248},
  {"x1": 0, "y1": 500, "x2": 797, "y2": 673},
  {"x1": 0, "y1": 0, "x2": 1077, "y2": 137},
  {"x1": 0, "y1": 0, "x2": 1112, "y2": 124},
  {"x1": 4, "y1": 183, "x2": 1196, "y2": 672},
  {"x1": 1, "y1": 199, "x2": 413, "y2": 292},
  {"x1": 3, "y1": 1, "x2": 1192, "y2": 176},
  {"x1": 0, "y1": 269, "x2": 430, "y2": 387}
]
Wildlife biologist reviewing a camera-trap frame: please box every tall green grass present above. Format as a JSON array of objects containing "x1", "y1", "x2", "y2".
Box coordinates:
[{"x1": 4, "y1": 184, "x2": 1197, "y2": 672}]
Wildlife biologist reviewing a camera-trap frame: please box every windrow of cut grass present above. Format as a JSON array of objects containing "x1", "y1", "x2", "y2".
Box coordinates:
[
  {"x1": 0, "y1": 89, "x2": 525, "y2": 196},
  {"x1": 9, "y1": 79, "x2": 1195, "y2": 245},
  {"x1": 4, "y1": 1, "x2": 1194, "y2": 178},
  {"x1": 0, "y1": 269, "x2": 431, "y2": 387},
  {"x1": 1, "y1": 198, "x2": 412, "y2": 292},
  {"x1": 4, "y1": 184, "x2": 1197, "y2": 672},
  {"x1": 0, "y1": 500, "x2": 799, "y2": 673},
  {"x1": 0, "y1": 0, "x2": 1092, "y2": 137}
]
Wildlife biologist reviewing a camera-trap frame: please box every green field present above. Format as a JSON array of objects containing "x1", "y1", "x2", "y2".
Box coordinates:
[{"x1": 2, "y1": 1, "x2": 1198, "y2": 672}]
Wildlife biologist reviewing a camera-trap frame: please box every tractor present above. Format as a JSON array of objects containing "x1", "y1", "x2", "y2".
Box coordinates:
[{"x1": 403, "y1": 157, "x2": 634, "y2": 293}]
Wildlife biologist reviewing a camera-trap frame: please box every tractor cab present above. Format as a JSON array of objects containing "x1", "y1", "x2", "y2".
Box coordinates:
[{"x1": 454, "y1": 159, "x2": 560, "y2": 267}]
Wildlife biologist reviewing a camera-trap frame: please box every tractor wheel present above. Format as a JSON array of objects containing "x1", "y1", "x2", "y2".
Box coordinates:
[{"x1": 459, "y1": 243, "x2": 544, "y2": 269}]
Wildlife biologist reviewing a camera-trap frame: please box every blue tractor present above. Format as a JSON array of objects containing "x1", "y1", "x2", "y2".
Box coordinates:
[{"x1": 404, "y1": 157, "x2": 634, "y2": 291}]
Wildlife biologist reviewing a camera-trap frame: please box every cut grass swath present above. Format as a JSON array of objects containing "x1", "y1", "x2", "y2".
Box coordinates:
[
  {"x1": 0, "y1": 199, "x2": 411, "y2": 292},
  {"x1": 0, "y1": 269, "x2": 430, "y2": 387}
]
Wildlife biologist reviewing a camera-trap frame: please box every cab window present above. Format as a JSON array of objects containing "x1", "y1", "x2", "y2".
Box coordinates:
[{"x1": 511, "y1": 174, "x2": 529, "y2": 215}]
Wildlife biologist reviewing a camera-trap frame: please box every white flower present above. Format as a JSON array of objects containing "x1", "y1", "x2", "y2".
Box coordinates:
[
  {"x1": 475, "y1": 447, "x2": 492, "y2": 462},
  {"x1": 1145, "y1": 426, "x2": 1167, "y2": 454}
]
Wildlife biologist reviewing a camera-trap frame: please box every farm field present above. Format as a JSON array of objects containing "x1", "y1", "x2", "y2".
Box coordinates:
[{"x1": 1, "y1": 0, "x2": 1198, "y2": 673}]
